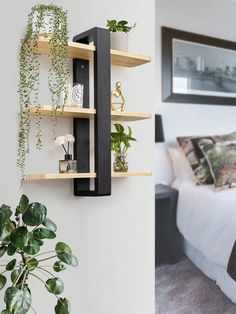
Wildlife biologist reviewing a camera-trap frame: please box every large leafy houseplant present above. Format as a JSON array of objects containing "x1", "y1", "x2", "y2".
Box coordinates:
[
  {"x1": 0, "y1": 195, "x2": 78, "y2": 313},
  {"x1": 111, "y1": 124, "x2": 136, "y2": 172},
  {"x1": 18, "y1": 4, "x2": 70, "y2": 183}
]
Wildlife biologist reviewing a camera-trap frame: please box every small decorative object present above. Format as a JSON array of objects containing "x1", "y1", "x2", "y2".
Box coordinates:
[
  {"x1": 55, "y1": 134, "x2": 77, "y2": 173},
  {"x1": 107, "y1": 20, "x2": 136, "y2": 51},
  {"x1": 111, "y1": 81, "x2": 125, "y2": 112},
  {"x1": 71, "y1": 84, "x2": 84, "y2": 107},
  {"x1": 18, "y1": 4, "x2": 69, "y2": 183},
  {"x1": 111, "y1": 124, "x2": 137, "y2": 172},
  {"x1": 0, "y1": 194, "x2": 78, "y2": 313}
]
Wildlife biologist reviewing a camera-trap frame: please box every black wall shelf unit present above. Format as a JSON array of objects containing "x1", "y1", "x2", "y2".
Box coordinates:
[{"x1": 73, "y1": 27, "x2": 111, "y2": 196}]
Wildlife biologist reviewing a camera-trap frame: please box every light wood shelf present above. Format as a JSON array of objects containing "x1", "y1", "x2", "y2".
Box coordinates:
[
  {"x1": 28, "y1": 105, "x2": 151, "y2": 121},
  {"x1": 24, "y1": 172, "x2": 152, "y2": 181},
  {"x1": 37, "y1": 37, "x2": 151, "y2": 67}
]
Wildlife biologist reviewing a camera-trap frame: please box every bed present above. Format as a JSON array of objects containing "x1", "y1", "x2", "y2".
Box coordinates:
[{"x1": 172, "y1": 177, "x2": 236, "y2": 302}]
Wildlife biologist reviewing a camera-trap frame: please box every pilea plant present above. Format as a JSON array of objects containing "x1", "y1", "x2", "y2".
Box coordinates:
[
  {"x1": 107, "y1": 20, "x2": 136, "y2": 33},
  {"x1": 18, "y1": 4, "x2": 70, "y2": 183},
  {"x1": 111, "y1": 124, "x2": 136, "y2": 172},
  {"x1": 0, "y1": 195, "x2": 78, "y2": 313}
]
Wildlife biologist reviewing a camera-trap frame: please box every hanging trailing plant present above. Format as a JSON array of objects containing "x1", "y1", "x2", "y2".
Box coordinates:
[{"x1": 17, "y1": 4, "x2": 70, "y2": 183}]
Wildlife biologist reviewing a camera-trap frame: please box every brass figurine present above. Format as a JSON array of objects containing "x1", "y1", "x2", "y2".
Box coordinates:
[{"x1": 111, "y1": 81, "x2": 125, "y2": 112}]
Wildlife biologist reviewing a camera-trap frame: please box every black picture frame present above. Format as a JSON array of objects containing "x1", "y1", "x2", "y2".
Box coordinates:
[{"x1": 162, "y1": 26, "x2": 236, "y2": 105}]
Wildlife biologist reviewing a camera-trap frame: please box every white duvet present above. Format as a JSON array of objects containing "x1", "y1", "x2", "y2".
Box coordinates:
[{"x1": 172, "y1": 178, "x2": 236, "y2": 268}]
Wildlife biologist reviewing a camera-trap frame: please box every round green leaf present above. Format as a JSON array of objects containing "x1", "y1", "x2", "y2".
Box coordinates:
[
  {"x1": 33, "y1": 228, "x2": 50, "y2": 239},
  {"x1": 28, "y1": 237, "x2": 44, "y2": 247},
  {"x1": 46, "y1": 278, "x2": 64, "y2": 295},
  {"x1": 47, "y1": 231, "x2": 56, "y2": 239},
  {"x1": 6, "y1": 259, "x2": 16, "y2": 271},
  {"x1": 55, "y1": 242, "x2": 72, "y2": 255},
  {"x1": 11, "y1": 267, "x2": 23, "y2": 284},
  {"x1": 4, "y1": 286, "x2": 31, "y2": 314},
  {"x1": 22, "y1": 202, "x2": 47, "y2": 226},
  {"x1": 57, "y1": 252, "x2": 78, "y2": 267},
  {"x1": 23, "y1": 244, "x2": 40, "y2": 256},
  {"x1": 0, "y1": 205, "x2": 12, "y2": 226},
  {"x1": 53, "y1": 261, "x2": 66, "y2": 273},
  {"x1": 10, "y1": 227, "x2": 28, "y2": 249},
  {"x1": 0, "y1": 223, "x2": 14, "y2": 242},
  {"x1": 1, "y1": 310, "x2": 11, "y2": 314},
  {"x1": 55, "y1": 298, "x2": 71, "y2": 314},
  {"x1": 19, "y1": 195, "x2": 29, "y2": 212},
  {"x1": 43, "y1": 218, "x2": 57, "y2": 232},
  {"x1": 7, "y1": 244, "x2": 16, "y2": 256},
  {"x1": 0, "y1": 275, "x2": 6, "y2": 290},
  {"x1": 0, "y1": 246, "x2": 7, "y2": 257},
  {"x1": 27, "y1": 258, "x2": 38, "y2": 271}
]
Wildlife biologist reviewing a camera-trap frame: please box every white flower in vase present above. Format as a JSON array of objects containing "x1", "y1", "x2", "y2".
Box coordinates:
[
  {"x1": 65, "y1": 134, "x2": 75, "y2": 143},
  {"x1": 54, "y1": 136, "x2": 66, "y2": 146}
]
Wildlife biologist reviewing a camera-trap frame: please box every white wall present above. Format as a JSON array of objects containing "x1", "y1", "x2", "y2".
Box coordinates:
[
  {"x1": 0, "y1": 1, "x2": 155, "y2": 313},
  {"x1": 156, "y1": 0, "x2": 236, "y2": 184}
]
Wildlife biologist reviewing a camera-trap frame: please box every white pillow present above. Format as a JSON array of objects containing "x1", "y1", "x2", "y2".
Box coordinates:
[{"x1": 168, "y1": 147, "x2": 197, "y2": 183}]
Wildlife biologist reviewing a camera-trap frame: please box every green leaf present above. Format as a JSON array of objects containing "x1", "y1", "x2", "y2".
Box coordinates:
[
  {"x1": 46, "y1": 278, "x2": 64, "y2": 295},
  {"x1": 28, "y1": 237, "x2": 44, "y2": 247},
  {"x1": 10, "y1": 227, "x2": 28, "y2": 249},
  {"x1": 55, "y1": 242, "x2": 72, "y2": 255},
  {"x1": 55, "y1": 298, "x2": 71, "y2": 314},
  {"x1": 11, "y1": 267, "x2": 23, "y2": 284},
  {"x1": 43, "y1": 218, "x2": 57, "y2": 232},
  {"x1": 47, "y1": 231, "x2": 56, "y2": 239},
  {"x1": 57, "y1": 252, "x2": 78, "y2": 267},
  {"x1": 0, "y1": 275, "x2": 6, "y2": 290},
  {"x1": 53, "y1": 261, "x2": 66, "y2": 273},
  {"x1": 114, "y1": 123, "x2": 124, "y2": 134},
  {"x1": 0, "y1": 223, "x2": 14, "y2": 242},
  {"x1": 0, "y1": 246, "x2": 7, "y2": 257},
  {"x1": 23, "y1": 244, "x2": 40, "y2": 255},
  {"x1": 7, "y1": 244, "x2": 16, "y2": 256},
  {"x1": 33, "y1": 228, "x2": 51, "y2": 239},
  {"x1": 0, "y1": 205, "x2": 12, "y2": 226},
  {"x1": 6, "y1": 259, "x2": 16, "y2": 271},
  {"x1": 4, "y1": 286, "x2": 32, "y2": 314},
  {"x1": 22, "y1": 202, "x2": 47, "y2": 226},
  {"x1": 16, "y1": 195, "x2": 29, "y2": 215},
  {"x1": 1, "y1": 310, "x2": 11, "y2": 314},
  {"x1": 27, "y1": 258, "x2": 38, "y2": 271}
]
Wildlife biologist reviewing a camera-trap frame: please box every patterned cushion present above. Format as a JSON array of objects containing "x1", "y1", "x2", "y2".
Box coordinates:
[
  {"x1": 177, "y1": 132, "x2": 236, "y2": 185},
  {"x1": 200, "y1": 142, "x2": 236, "y2": 190}
]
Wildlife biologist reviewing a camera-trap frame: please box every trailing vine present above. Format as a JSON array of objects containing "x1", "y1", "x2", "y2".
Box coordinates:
[{"x1": 18, "y1": 4, "x2": 69, "y2": 184}]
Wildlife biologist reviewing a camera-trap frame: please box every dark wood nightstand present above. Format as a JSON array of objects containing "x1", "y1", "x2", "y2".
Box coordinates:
[{"x1": 155, "y1": 184, "x2": 179, "y2": 266}]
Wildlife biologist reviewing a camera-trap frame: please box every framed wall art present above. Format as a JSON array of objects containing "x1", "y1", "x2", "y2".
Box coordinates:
[{"x1": 162, "y1": 27, "x2": 236, "y2": 105}]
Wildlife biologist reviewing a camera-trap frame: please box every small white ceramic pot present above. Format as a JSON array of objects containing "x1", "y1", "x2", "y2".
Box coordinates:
[{"x1": 110, "y1": 32, "x2": 129, "y2": 51}]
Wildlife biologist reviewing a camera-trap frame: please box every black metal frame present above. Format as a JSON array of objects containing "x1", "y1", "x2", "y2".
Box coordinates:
[
  {"x1": 162, "y1": 26, "x2": 236, "y2": 105},
  {"x1": 73, "y1": 27, "x2": 111, "y2": 196}
]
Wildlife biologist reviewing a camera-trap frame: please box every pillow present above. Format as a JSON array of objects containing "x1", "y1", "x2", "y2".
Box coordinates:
[
  {"x1": 177, "y1": 132, "x2": 236, "y2": 185},
  {"x1": 168, "y1": 147, "x2": 197, "y2": 183},
  {"x1": 200, "y1": 142, "x2": 236, "y2": 190}
]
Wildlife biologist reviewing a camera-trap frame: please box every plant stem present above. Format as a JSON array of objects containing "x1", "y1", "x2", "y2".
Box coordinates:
[
  {"x1": 29, "y1": 251, "x2": 55, "y2": 259},
  {"x1": 37, "y1": 255, "x2": 57, "y2": 263},
  {"x1": 0, "y1": 270, "x2": 7, "y2": 276},
  {"x1": 29, "y1": 272, "x2": 46, "y2": 285},
  {"x1": 13, "y1": 265, "x2": 27, "y2": 286},
  {"x1": 21, "y1": 271, "x2": 27, "y2": 290},
  {"x1": 36, "y1": 267, "x2": 55, "y2": 278},
  {"x1": 62, "y1": 144, "x2": 68, "y2": 154},
  {"x1": 30, "y1": 305, "x2": 37, "y2": 314}
]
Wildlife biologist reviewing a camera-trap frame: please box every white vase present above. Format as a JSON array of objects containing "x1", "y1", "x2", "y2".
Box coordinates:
[{"x1": 110, "y1": 32, "x2": 129, "y2": 51}]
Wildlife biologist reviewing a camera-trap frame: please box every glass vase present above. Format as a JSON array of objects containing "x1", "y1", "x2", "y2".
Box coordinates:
[{"x1": 113, "y1": 153, "x2": 128, "y2": 172}]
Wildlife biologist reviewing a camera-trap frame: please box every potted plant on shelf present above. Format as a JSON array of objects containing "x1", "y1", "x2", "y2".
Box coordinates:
[
  {"x1": 111, "y1": 123, "x2": 137, "y2": 172},
  {"x1": 18, "y1": 4, "x2": 70, "y2": 183},
  {"x1": 106, "y1": 19, "x2": 136, "y2": 51},
  {"x1": 0, "y1": 194, "x2": 78, "y2": 313}
]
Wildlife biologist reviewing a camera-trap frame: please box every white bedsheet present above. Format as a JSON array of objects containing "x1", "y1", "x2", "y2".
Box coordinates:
[{"x1": 172, "y1": 178, "x2": 236, "y2": 268}]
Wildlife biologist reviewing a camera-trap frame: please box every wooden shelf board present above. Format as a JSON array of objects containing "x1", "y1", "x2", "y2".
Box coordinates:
[
  {"x1": 111, "y1": 49, "x2": 151, "y2": 67},
  {"x1": 29, "y1": 106, "x2": 96, "y2": 119},
  {"x1": 37, "y1": 37, "x2": 151, "y2": 67},
  {"x1": 24, "y1": 172, "x2": 152, "y2": 181},
  {"x1": 28, "y1": 105, "x2": 151, "y2": 121}
]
